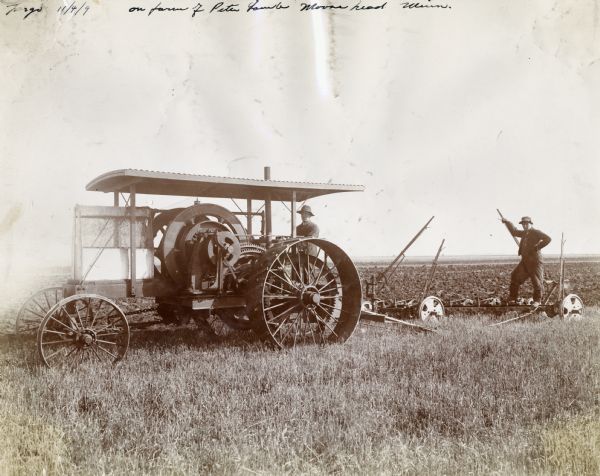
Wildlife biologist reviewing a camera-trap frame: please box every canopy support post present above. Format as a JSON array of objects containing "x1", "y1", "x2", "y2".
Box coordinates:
[
  {"x1": 264, "y1": 167, "x2": 272, "y2": 246},
  {"x1": 291, "y1": 190, "x2": 296, "y2": 237},
  {"x1": 129, "y1": 185, "x2": 137, "y2": 297},
  {"x1": 246, "y1": 199, "x2": 253, "y2": 236}
]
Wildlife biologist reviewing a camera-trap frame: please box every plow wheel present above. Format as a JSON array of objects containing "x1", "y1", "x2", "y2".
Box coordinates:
[
  {"x1": 418, "y1": 296, "x2": 445, "y2": 323},
  {"x1": 246, "y1": 239, "x2": 362, "y2": 348},
  {"x1": 37, "y1": 294, "x2": 129, "y2": 368},
  {"x1": 16, "y1": 287, "x2": 64, "y2": 337},
  {"x1": 561, "y1": 294, "x2": 584, "y2": 320}
]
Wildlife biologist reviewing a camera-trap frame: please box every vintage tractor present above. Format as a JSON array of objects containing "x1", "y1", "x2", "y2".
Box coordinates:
[{"x1": 16, "y1": 168, "x2": 365, "y2": 367}]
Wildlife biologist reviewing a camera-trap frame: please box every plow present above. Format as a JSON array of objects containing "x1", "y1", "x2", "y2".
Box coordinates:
[
  {"x1": 13, "y1": 167, "x2": 586, "y2": 367},
  {"x1": 360, "y1": 215, "x2": 584, "y2": 327}
]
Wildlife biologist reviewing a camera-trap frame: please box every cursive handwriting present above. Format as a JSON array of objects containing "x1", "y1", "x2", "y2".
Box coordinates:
[
  {"x1": 300, "y1": 3, "x2": 348, "y2": 11},
  {"x1": 210, "y1": 2, "x2": 240, "y2": 12},
  {"x1": 401, "y1": 1, "x2": 451, "y2": 9},
  {"x1": 192, "y1": 3, "x2": 205, "y2": 16},
  {"x1": 4, "y1": 3, "x2": 42, "y2": 19},
  {"x1": 351, "y1": 1, "x2": 386, "y2": 10},
  {"x1": 247, "y1": 0, "x2": 289, "y2": 12},
  {"x1": 148, "y1": 2, "x2": 189, "y2": 15},
  {"x1": 122, "y1": 0, "x2": 448, "y2": 17}
]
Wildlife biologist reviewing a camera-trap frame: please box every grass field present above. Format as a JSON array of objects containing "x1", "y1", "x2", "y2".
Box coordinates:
[
  {"x1": 1, "y1": 311, "x2": 599, "y2": 475},
  {"x1": 1, "y1": 261, "x2": 599, "y2": 475}
]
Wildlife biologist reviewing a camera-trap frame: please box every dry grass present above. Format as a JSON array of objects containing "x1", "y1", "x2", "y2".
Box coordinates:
[{"x1": 0, "y1": 310, "x2": 599, "y2": 475}]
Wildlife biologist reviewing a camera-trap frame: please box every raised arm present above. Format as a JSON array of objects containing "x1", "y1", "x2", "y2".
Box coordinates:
[{"x1": 501, "y1": 219, "x2": 525, "y2": 238}]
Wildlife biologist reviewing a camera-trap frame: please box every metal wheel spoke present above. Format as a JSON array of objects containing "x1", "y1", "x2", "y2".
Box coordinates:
[
  {"x1": 49, "y1": 315, "x2": 78, "y2": 333},
  {"x1": 42, "y1": 291, "x2": 52, "y2": 310},
  {"x1": 58, "y1": 305, "x2": 80, "y2": 331},
  {"x1": 318, "y1": 277, "x2": 339, "y2": 292},
  {"x1": 96, "y1": 344, "x2": 118, "y2": 360},
  {"x1": 311, "y1": 253, "x2": 328, "y2": 285},
  {"x1": 85, "y1": 297, "x2": 92, "y2": 323},
  {"x1": 25, "y1": 307, "x2": 45, "y2": 319},
  {"x1": 306, "y1": 250, "x2": 319, "y2": 283},
  {"x1": 267, "y1": 302, "x2": 302, "y2": 324},
  {"x1": 89, "y1": 298, "x2": 100, "y2": 327},
  {"x1": 263, "y1": 294, "x2": 297, "y2": 300},
  {"x1": 311, "y1": 309, "x2": 339, "y2": 337},
  {"x1": 44, "y1": 345, "x2": 75, "y2": 361},
  {"x1": 292, "y1": 312, "x2": 302, "y2": 347},
  {"x1": 91, "y1": 323, "x2": 122, "y2": 334},
  {"x1": 307, "y1": 315, "x2": 318, "y2": 345},
  {"x1": 316, "y1": 304, "x2": 341, "y2": 325},
  {"x1": 319, "y1": 295, "x2": 339, "y2": 301},
  {"x1": 269, "y1": 270, "x2": 300, "y2": 290},
  {"x1": 41, "y1": 338, "x2": 75, "y2": 345},
  {"x1": 20, "y1": 316, "x2": 44, "y2": 324},
  {"x1": 95, "y1": 331, "x2": 123, "y2": 338},
  {"x1": 270, "y1": 311, "x2": 296, "y2": 338},
  {"x1": 264, "y1": 300, "x2": 297, "y2": 312},
  {"x1": 31, "y1": 297, "x2": 47, "y2": 314},
  {"x1": 294, "y1": 246, "x2": 305, "y2": 284},
  {"x1": 74, "y1": 305, "x2": 85, "y2": 330},
  {"x1": 284, "y1": 252, "x2": 302, "y2": 283},
  {"x1": 265, "y1": 280, "x2": 296, "y2": 296},
  {"x1": 90, "y1": 345, "x2": 107, "y2": 362},
  {"x1": 274, "y1": 257, "x2": 294, "y2": 282},
  {"x1": 66, "y1": 346, "x2": 81, "y2": 361},
  {"x1": 96, "y1": 339, "x2": 118, "y2": 346},
  {"x1": 319, "y1": 302, "x2": 342, "y2": 312},
  {"x1": 39, "y1": 329, "x2": 69, "y2": 337}
]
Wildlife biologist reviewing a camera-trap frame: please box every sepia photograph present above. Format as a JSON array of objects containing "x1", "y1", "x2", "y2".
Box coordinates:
[{"x1": 1, "y1": 0, "x2": 599, "y2": 473}]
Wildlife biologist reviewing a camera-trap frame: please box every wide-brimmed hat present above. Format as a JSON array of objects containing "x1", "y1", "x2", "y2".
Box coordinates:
[
  {"x1": 519, "y1": 216, "x2": 533, "y2": 225},
  {"x1": 297, "y1": 205, "x2": 315, "y2": 216}
]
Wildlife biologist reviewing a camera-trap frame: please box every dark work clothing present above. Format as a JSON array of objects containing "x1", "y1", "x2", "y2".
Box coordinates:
[
  {"x1": 510, "y1": 258, "x2": 545, "y2": 302},
  {"x1": 505, "y1": 222, "x2": 551, "y2": 302},
  {"x1": 505, "y1": 222, "x2": 552, "y2": 259},
  {"x1": 296, "y1": 221, "x2": 319, "y2": 238}
]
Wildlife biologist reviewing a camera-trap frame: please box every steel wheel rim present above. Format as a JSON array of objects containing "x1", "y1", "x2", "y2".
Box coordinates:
[
  {"x1": 16, "y1": 287, "x2": 64, "y2": 337},
  {"x1": 37, "y1": 294, "x2": 129, "y2": 368},
  {"x1": 562, "y1": 294, "x2": 584, "y2": 320},
  {"x1": 256, "y1": 239, "x2": 361, "y2": 348},
  {"x1": 419, "y1": 296, "x2": 445, "y2": 323}
]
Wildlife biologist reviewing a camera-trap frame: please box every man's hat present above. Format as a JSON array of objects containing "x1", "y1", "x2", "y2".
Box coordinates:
[
  {"x1": 519, "y1": 216, "x2": 533, "y2": 225},
  {"x1": 297, "y1": 205, "x2": 315, "y2": 216}
]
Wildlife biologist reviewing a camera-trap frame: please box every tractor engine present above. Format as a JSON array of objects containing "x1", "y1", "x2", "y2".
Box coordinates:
[{"x1": 152, "y1": 203, "x2": 260, "y2": 293}]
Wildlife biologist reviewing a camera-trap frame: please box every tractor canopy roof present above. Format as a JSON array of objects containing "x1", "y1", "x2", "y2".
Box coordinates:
[{"x1": 87, "y1": 169, "x2": 364, "y2": 201}]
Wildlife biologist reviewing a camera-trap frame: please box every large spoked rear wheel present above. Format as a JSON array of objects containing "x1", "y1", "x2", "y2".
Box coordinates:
[
  {"x1": 247, "y1": 239, "x2": 362, "y2": 348},
  {"x1": 37, "y1": 294, "x2": 129, "y2": 368},
  {"x1": 16, "y1": 287, "x2": 64, "y2": 337}
]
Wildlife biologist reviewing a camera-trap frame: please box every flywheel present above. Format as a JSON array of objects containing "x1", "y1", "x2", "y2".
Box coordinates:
[{"x1": 159, "y1": 204, "x2": 247, "y2": 287}]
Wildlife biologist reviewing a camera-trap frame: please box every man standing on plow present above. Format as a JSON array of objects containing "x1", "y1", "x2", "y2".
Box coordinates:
[{"x1": 501, "y1": 216, "x2": 551, "y2": 307}]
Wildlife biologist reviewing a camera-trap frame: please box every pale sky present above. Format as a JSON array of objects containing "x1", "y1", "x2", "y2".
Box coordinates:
[{"x1": 1, "y1": 0, "x2": 599, "y2": 277}]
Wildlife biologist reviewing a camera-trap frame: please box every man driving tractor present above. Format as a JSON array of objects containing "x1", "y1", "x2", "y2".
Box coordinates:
[{"x1": 296, "y1": 205, "x2": 319, "y2": 238}]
